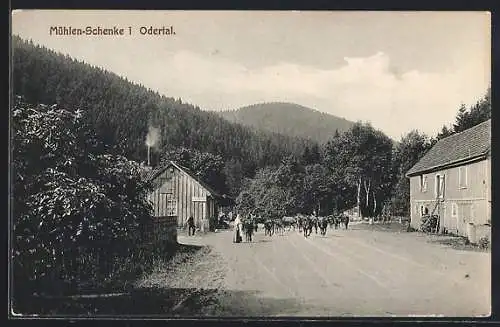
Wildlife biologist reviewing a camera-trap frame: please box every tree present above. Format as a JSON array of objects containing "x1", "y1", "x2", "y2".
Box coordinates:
[
  {"x1": 453, "y1": 103, "x2": 470, "y2": 133},
  {"x1": 238, "y1": 158, "x2": 306, "y2": 220},
  {"x1": 390, "y1": 130, "x2": 431, "y2": 216},
  {"x1": 300, "y1": 164, "x2": 331, "y2": 215},
  {"x1": 235, "y1": 190, "x2": 255, "y2": 217},
  {"x1": 301, "y1": 143, "x2": 321, "y2": 166},
  {"x1": 323, "y1": 122, "x2": 394, "y2": 218},
  {"x1": 309, "y1": 143, "x2": 321, "y2": 165},
  {"x1": 301, "y1": 146, "x2": 311, "y2": 165},
  {"x1": 434, "y1": 124, "x2": 453, "y2": 143},
  {"x1": 434, "y1": 88, "x2": 491, "y2": 144},
  {"x1": 12, "y1": 96, "x2": 153, "y2": 296},
  {"x1": 454, "y1": 87, "x2": 491, "y2": 133},
  {"x1": 223, "y1": 158, "x2": 245, "y2": 198}
]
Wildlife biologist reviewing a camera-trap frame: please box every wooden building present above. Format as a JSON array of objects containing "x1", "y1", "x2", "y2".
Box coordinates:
[
  {"x1": 406, "y1": 120, "x2": 491, "y2": 237},
  {"x1": 146, "y1": 161, "x2": 233, "y2": 230}
]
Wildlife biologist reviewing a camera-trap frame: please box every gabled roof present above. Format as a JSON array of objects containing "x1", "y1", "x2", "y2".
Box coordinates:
[
  {"x1": 406, "y1": 119, "x2": 491, "y2": 177},
  {"x1": 146, "y1": 160, "x2": 223, "y2": 198}
]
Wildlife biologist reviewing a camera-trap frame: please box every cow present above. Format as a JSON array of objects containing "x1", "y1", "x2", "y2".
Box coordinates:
[
  {"x1": 334, "y1": 215, "x2": 341, "y2": 229},
  {"x1": 264, "y1": 219, "x2": 274, "y2": 236},
  {"x1": 343, "y1": 214, "x2": 350, "y2": 230},
  {"x1": 282, "y1": 216, "x2": 296, "y2": 231},
  {"x1": 297, "y1": 215, "x2": 305, "y2": 233},
  {"x1": 318, "y1": 217, "x2": 328, "y2": 236},
  {"x1": 273, "y1": 218, "x2": 284, "y2": 236},
  {"x1": 303, "y1": 216, "x2": 313, "y2": 238}
]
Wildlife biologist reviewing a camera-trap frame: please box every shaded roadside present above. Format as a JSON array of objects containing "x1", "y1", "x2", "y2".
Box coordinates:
[
  {"x1": 13, "y1": 243, "x2": 208, "y2": 316},
  {"x1": 13, "y1": 238, "x2": 316, "y2": 317}
]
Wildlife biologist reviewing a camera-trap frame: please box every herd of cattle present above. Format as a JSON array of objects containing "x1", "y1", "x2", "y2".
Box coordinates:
[{"x1": 240, "y1": 214, "x2": 350, "y2": 242}]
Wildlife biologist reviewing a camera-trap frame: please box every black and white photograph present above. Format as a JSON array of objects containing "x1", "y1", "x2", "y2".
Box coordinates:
[{"x1": 9, "y1": 10, "x2": 491, "y2": 318}]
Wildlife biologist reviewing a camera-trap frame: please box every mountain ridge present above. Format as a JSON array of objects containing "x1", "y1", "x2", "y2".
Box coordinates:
[{"x1": 218, "y1": 102, "x2": 355, "y2": 144}]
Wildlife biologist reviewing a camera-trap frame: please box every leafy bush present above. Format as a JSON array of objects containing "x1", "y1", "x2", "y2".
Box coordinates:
[
  {"x1": 419, "y1": 214, "x2": 439, "y2": 233},
  {"x1": 478, "y1": 236, "x2": 490, "y2": 249},
  {"x1": 12, "y1": 96, "x2": 154, "y2": 296}
]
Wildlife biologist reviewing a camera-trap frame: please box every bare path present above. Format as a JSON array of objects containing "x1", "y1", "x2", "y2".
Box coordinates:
[{"x1": 177, "y1": 224, "x2": 490, "y2": 317}]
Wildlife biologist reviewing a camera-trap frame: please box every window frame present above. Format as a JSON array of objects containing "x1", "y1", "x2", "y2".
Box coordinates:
[
  {"x1": 458, "y1": 166, "x2": 468, "y2": 189},
  {"x1": 420, "y1": 174, "x2": 428, "y2": 192},
  {"x1": 420, "y1": 205, "x2": 429, "y2": 217},
  {"x1": 166, "y1": 193, "x2": 177, "y2": 217},
  {"x1": 435, "y1": 174, "x2": 445, "y2": 199}
]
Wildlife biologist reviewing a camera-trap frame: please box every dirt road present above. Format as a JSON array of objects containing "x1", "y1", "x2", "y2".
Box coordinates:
[{"x1": 175, "y1": 223, "x2": 490, "y2": 317}]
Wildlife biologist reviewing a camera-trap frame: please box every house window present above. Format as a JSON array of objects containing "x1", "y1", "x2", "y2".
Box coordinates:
[
  {"x1": 435, "y1": 174, "x2": 445, "y2": 199},
  {"x1": 420, "y1": 174, "x2": 428, "y2": 192},
  {"x1": 451, "y1": 202, "x2": 458, "y2": 218},
  {"x1": 420, "y1": 205, "x2": 429, "y2": 216},
  {"x1": 458, "y1": 166, "x2": 468, "y2": 189},
  {"x1": 166, "y1": 193, "x2": 177, "y2": 216}
]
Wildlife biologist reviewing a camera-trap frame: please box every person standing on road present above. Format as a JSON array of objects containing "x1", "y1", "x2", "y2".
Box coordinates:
[
  {"x1": 234, "y1": 213, "x2": 243, "y2": 243},
  {"x1": 187, "y1": 215, "x2": 195, "y2": 236}
]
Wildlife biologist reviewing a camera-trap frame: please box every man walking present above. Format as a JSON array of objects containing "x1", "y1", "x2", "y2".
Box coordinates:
[{"x1": 188, "y1": 216, "x2": 195, "y2": 236}]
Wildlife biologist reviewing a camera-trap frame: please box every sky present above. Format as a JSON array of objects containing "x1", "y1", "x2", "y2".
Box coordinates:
[{"x1": 11, "y1": 10, "x2": 490, "y2": 140}]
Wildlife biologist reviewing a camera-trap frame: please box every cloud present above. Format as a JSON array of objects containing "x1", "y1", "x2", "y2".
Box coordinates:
[
  {"x1": 74, "y1": 47, "x2": 488, "y2": 140},
  {"x1": 150, "y1": 50, "x2": 488, "y2": 139}
]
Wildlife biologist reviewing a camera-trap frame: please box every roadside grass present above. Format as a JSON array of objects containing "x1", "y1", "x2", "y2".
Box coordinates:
[
  {"x1": 426, "y1": 234, "x2": 490, "y2": 253},
  {"x1": 354, "y1": 220, "x2": 410, "y2": 233},
  {"x1": 134, "y1": 243, "x2": 205, "y2": 289},
  {"x1": 12, "y1": 243, "x2": 206, "y2": 316},
  {"x1": 354, "y1": 218, "x2": 490, "y2": 253}
]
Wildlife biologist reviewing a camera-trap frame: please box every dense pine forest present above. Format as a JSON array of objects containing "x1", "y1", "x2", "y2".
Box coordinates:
[{"x1": 12, "y1": 35, "x2": 316, "y2": 197}]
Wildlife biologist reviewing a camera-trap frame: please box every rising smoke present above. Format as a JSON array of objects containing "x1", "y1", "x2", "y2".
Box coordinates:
[{"x1": 145, "y1": 125, "x2": 160, "y2": 148}]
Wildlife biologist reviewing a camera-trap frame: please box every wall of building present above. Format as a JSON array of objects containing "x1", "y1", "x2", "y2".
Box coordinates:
[
  {"x1": 147, "y1": 165, "x2": 216, "y2": 229},
  {"x1": 409, "y1": 158, "x2": 490, "y2": 236}
]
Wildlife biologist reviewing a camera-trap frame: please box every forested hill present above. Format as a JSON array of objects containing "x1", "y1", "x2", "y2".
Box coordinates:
[
  {"x1": 219, "y1": 103, "x2": 354, "y2": 144},
  {"x1": 12, "y1": 36, "x2": 317, "y2": 194}
]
